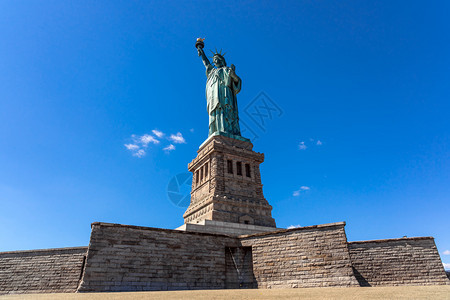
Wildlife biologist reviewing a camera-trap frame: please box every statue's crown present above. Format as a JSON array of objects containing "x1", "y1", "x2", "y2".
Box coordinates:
[{"x1": 209, "y1": 48, "x2": 226, "y2": 59}]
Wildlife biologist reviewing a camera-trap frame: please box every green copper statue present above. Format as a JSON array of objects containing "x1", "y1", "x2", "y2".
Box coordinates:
[{"x1": 196, "y1": 38, "x2": 248, "y2": 141}]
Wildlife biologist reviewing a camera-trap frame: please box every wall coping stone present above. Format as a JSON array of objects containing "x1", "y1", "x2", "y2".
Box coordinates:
[
  {"x1": 91, "y1": 222, "x2": 237, "y2": 238},
  {"x1": 239, "y1": 221, "x2": 346, "y2": 239},
  {"x1": 0, "y1": 246, "x2": 87, "y2": 256},
  {"x1": 349, "y1": 236, "x2": 434, "y2": 245}
]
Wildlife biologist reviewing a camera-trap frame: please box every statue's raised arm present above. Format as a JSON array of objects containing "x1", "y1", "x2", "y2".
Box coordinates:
[
  {"x1": 197, "y1": 47, "x2": 211, "y2": 69},
  {"x1": 196, "y1": 38, "x2": 211, "y2": 69}
]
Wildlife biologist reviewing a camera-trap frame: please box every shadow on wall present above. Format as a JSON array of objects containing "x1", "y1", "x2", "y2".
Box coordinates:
[{"x1": 352, "y1": 267, "x2": 371, "y2": 287}]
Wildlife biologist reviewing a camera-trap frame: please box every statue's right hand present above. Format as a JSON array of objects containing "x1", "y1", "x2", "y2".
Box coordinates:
[{"x1": 197, "y1": 48, "x2": 203, "y2": 57}]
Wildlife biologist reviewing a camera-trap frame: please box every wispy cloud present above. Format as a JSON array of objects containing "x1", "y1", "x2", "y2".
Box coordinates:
[
  {"x1": 298, "y1": 141, "x2": 307, "y2": 150},
  {"x1": 443, "y1": 250, "x2": 450, "y2": 255},
  {"x1": 169, "y1": 132, "x2": 186, "y2": 144},
  {"x1": 125, "y1": 142, "x2": 147, "y2": 158},
  {"x1": 190, "y1": 128, "x2": 194, "y2": 133},
  {"x1": 163, "y1": 144, "x2": 175, "y2": 152},
  {"x1": 443, "y1": 262, "x2": 450, "y2": 270},
  {"x1": 287, "y1": 224, "x2": 302, "y2": 229},
  {"x1": 124, "y1": 133, "x2": 161, "y2": 157},
  {"x1": 152, "y1": 129, "x2": 164, "y2": 138},
  {"x1": 298, "y1": 139, "x2": 324, "y2": 150},
  {"x1": 133, "y1": 149, "x2": 146, "y2": 158},
  {"x1": 125, "y1": 130, "x2": 185, "y2": 157},
  {"x1": 124, "y1": 144, "x2": 139, "y2": 151},
  {"x1": 293, "y1": 186, "x2": 310, "y2": 196},
  {"x1": 140, "y1": 134, "x2": 159, "y2": 145}
]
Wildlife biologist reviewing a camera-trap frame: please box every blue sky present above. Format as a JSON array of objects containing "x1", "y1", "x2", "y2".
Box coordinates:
[{"x1": 0, "y1": 1, "x2": 449, "y2": 269}]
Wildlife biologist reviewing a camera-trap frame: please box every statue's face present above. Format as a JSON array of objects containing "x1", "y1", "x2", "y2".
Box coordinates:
[{"x1": 213, "y1": 55, "x2": 225, "y2": 67}]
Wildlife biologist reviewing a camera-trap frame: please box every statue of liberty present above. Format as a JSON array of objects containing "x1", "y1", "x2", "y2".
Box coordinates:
[{"x1": 196, "y1": 38, "x2": 248, "y2": 141}]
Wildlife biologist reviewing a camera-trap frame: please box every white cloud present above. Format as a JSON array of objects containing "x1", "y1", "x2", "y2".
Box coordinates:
[
  {"x1": 140, "y1": 134, "x2": 159, "y2": 145},
  {"x1": 287, "y1": 225, "x2": 302, "y2": 229},
  {"x1": 190, "y1": 128, "x2": 194, "y2": 133},
  {"x1": 293, "y1": 186, "x2": 310, "y2": 196},
  {"x1": 125, "y1": 143, "x2": 146, "y2": 158},
  {"x1": 152, "y1": 129, "x2": 164, "y2": 138},
  {"x1": 133, "y1": 149, "x2": 146, "y2": 158},
  {"x1": 169, "y1": 132, "x2": 186, "y2": 144},
  {"x1": 163, "y1": 144, "x2": 175, "y2": 151},
  {"x1": 124, "y1": 144, "x2": 139, "y2": 151},
  {"x1": 125, "y1": 130, "x2": 185, "y2": 157},
  {"x1": 316, "y1": 140, "x2": 323, "y2": 145},
  {"x1": 125, "y1": 134, "x2": 158, "y2": 158},
  {"x1": 443, "y1": 250, "x2": 450, "y2": 255},
  {"x1": 443, "y1": 262, "x2": 450, "y2": 270},
  {"x1": 298, "y1": 141, "x2": 307, "y2": 150}
]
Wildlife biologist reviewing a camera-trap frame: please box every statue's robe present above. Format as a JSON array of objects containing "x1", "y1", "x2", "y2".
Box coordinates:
[{"x1": 205, "y1": 65, "x2": 242, "y2": 136}]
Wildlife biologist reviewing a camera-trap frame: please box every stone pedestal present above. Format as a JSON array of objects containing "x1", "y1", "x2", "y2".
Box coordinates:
[{"x1": 183, "y1": 135, "x2": 276, "y2": 228}]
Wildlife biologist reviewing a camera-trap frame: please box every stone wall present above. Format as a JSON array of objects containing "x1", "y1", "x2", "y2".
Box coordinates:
[
  {"x1": 0, "y1": 247, "x2": 87, "y2": 295},
  {"x1": 2, "y1": 222, "x2": 448, "y2": 294},
  {"x1": 240, "y1": 222, "x2": 360, "y2": 288},
  {"x1": 77, "y1": 222, "x2": 365, "y2": 292},
  {"x1": 77, "y1": 222, "x2": 239, "y2": 292},
  {"x1": 348, "y1": 237, "x2": 450, "y2": 286}
]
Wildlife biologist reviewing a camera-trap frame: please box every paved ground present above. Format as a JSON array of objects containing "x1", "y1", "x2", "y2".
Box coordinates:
[{"x1": 1, "y1": 286, "x2": 450, "y2": 299}]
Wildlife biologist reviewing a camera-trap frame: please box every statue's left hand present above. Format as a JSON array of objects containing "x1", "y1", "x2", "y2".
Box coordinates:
[
  {"x1": 229, "y1": 64, "x2": 236, "y2": 77},
  {"x1": 229, "y1": 64, "x2": 238, "y2": 81}
]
